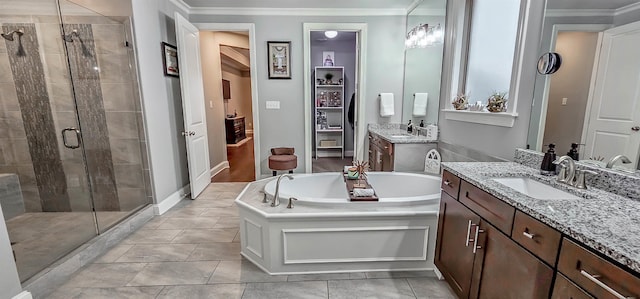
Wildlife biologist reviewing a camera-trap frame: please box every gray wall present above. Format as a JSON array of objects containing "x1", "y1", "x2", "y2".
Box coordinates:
[
  {"x1": 0, "y1": 205, "x2": 22, "y2": 298},
  {"x1": 542, "y1": 32, "x2": 598, "y2": 150},
  {"x1": 189, "y1": 14, "x2": 406, "y2": 174},
  {"x1": 131, "y1": 0, "x2": 189, "y2": 204},
  {"x1": 311, "y1": 33, "x2": 357, "y2": 153}
]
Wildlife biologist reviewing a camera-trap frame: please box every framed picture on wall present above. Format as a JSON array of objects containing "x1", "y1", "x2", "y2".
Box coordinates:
[
  {"x1": 267, "y1": 41, "x2": 291, "y2": 79},
  {"x1": 161, "y1": 42, "x2": 179, "y2": 77},
  {"x1": 322, "y1": 51, "x2": 335, "y2": 66}
]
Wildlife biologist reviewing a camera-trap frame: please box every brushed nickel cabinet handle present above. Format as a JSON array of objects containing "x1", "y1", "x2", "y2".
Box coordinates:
[
  {"x1": 580, "y1": 269, "x2": 633, "y2": 299},
  {"x1": 522, "y1": 231, "x2": 535, "y2": 239},
  {"x1": 465, "y1": 220, "x2": 475, "y2": 247},
  {"x1": 472, "y1": 226, "x2": 484, "y2": 254},
  {"x1": 443, "y1": 180, "x2": 451, "y2": 186}
]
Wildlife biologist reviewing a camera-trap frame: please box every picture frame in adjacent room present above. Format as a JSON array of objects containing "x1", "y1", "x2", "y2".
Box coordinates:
[
  {"x1": 322, "y1": 51, "x2": 335, "y2": 66},
  {"x1": 161, "y1": 42, "x2": 179, "y2": 77},
  {"x1": 267, "y1": 41, "x2": 291, "y2": 79}
]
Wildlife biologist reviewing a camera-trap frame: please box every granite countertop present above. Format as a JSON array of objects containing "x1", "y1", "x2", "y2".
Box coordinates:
[
  {"x1": 442, "y1": 161, "x2": 640, "y2": 274},
  {"x1": 368, "y1": 127, "x2": 437, "y2": 144}
]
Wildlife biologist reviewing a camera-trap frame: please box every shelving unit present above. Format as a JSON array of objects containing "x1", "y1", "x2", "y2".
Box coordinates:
[{"x1": 314, "y1": 66, "x2": 344, "y2": 159}]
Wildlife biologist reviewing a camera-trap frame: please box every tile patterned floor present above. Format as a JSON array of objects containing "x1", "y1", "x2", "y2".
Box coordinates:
[{"x1": 47, "y1": 182, "x2": 456, "y2": 299}]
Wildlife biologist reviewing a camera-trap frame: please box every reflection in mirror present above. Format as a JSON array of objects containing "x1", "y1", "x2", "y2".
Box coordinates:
[
  {"x1": 527, "y1": 0, "x2": 640, "y2": 172},
  {"x1": 401, "y1": 0, "x2": 447, "y2": 125}
]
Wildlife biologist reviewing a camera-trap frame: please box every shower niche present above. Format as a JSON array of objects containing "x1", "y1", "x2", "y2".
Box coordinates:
[{"x1": 0, "y1": 0, "x2": 151, "y2": 282}]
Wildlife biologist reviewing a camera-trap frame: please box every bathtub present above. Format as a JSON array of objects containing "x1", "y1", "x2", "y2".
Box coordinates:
[
  {"x1": 263, "y1": 172, "x2": 441, "y2": 206},
  {"x1": 235, "y1": 172, "x2": 443, "y2": 276}
]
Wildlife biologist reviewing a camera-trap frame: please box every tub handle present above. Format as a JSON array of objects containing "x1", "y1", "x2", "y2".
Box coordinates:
[{"x1": 287, "y1": 197, "x2": 298, "y2": 209}]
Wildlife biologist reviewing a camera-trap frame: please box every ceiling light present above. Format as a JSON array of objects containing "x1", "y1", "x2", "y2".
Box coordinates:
[{"x1": 324, "y1": 31, "x2": 338, "y2": 39}]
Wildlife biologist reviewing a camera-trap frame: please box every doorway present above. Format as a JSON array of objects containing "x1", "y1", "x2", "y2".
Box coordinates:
[{"x1": 303, "y1": 24, "x2": 367, "y2": 173}]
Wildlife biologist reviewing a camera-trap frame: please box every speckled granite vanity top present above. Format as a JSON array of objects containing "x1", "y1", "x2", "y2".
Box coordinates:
[
  {"x1": 368, "y1": 126, "x2": 437, "y2": 144},
  {"x1": 442, "y1": 161, "x2": 640, "y2": 274}
]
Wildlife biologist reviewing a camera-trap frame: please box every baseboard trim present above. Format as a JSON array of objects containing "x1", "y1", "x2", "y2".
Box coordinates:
[
  {"x1": 210, "y1": 161, "x2": 230, "y2": 178},
  {"x1": 153, "y1": 184, "x2": 190, "y2": 215},
  {"x1": 12, "y1": 291, "x2": 32, "y2": 299},
  {"x1": 226, "y1": 136, "x2": 253, "y2": 148}
]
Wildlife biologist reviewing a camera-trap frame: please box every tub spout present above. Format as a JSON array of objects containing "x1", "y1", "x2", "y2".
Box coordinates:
[{"x1": 272, "y1": 174, "x2": 294, "y2": 207}]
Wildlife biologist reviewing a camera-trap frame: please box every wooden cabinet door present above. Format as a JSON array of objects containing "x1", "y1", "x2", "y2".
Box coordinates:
[
  {"x1": 435, "y1": 192, "x2": 481, "y2": 299},
  {"x1": 470, "y1": 220, "x2": 554, "y2": 299}
]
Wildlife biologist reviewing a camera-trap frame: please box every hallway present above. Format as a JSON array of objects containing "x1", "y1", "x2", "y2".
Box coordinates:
[
  {"x1": 46, "y1": 182, "x2": 455, "y2": 298},
  {"x1": 212, "y1": 138, "x2": 256, "y2": 182}
]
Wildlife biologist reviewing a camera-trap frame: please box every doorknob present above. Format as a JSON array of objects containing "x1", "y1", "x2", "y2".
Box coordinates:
[
  {"x1": 181, "y1": 131, "x2": 187, "y2": 136},
  {"x1": 632, "y1": 126, "x2": 640, "y2": 132},
  {"x1": 189, "y1": 131, "x2": 196, "y2": 136}
]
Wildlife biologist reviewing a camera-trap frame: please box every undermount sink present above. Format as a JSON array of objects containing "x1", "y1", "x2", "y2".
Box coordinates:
[{"x1": 491, "y1": 177, "x2": 581, "y2": 200}]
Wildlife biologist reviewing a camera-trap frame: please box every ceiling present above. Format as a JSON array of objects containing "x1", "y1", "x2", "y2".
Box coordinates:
[
  {"x1": 547, "y1": 0, "x2": 640, "y2": 10},
  {"x1": 182, "y1": 0, "x2": 415, "y2": 9}
]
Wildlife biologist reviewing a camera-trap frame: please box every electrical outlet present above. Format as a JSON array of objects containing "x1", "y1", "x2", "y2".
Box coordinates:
[
  {"x1": 562, "y1": 98, "x2": 568, "y2": 105},
  {"x1": 266, "y1": 101, "x2": 280, "y2": 109}
]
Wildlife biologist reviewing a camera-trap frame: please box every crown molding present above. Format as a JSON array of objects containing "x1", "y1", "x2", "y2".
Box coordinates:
[
  {"x1": 410, "y1": 8, "x2": 447, "y2": 17},
  {"x1": 168, "y1": 0, "x2": 190, "y2": 15},
  {"x1": 545, "y1": 9, "x2": 615, "y2": 17},
  {"x1": 188, "y1": 7, "x2": 407, "y2": 16},
  {"x1": 615, "y1": 1, "x2": 640, "y2": 16}
]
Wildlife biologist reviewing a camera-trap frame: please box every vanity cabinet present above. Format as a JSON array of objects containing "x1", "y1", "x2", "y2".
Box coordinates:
[
  {"x1": 435, "y1": 174, "x2": 553, "y2": 299},
  {"x1": 438, "y1": 170, "x2": 640, "y2": 299},
  {"x1": 368, "y1": 133, "x2": 393, "y2": 171}
]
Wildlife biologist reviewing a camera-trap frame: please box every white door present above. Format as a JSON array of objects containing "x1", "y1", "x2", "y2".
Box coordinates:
[
  {"x1": 174, "y1": 13, "x2": 211, "y2": 198},
  {"x1": 583, "y1": 21, "x2": 640, "y2": 168}
]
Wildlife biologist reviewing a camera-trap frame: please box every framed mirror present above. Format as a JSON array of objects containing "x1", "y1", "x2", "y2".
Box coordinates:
[
  {"x1": 527, "y1": 0, "x2": 640, "y2": 172},
  {"x1": 401, "y1": 0, "x2": 447, "y2": 126}
]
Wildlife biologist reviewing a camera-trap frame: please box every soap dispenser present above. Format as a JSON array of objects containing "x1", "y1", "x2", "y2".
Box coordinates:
[
  {"x1": 540, "y1": 143, "x2": 557, "y2": 176},
  {"x1": 567, "y1": 143, "x2": 579, "y2": 161},
  {"x1": 419, "y1": 120, "x2": 425, "y2": 127},
  {"x1": 407, "y1": 120, "x2": 413, "y2": 133}
]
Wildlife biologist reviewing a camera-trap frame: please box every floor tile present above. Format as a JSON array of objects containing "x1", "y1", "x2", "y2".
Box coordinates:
[
  {"x1": 407, "y1": 277, "x2": 456, "y2": 299},
  {"x1": 187, "y1": 242, "x2": 241, "y2": 261},
  {"x1": 214, "y1": 217, "x2": 240, "y2": 228},
  {"x1": 201, "y1": 207, "x2": 239, "y2": 217},
  {"x1": 215, "y1": 191, "x2": 243, "y2": 199},
  {"x1": 165, "y1": 207, "x2": 207, "y2": 217},
  {"x1": 62, "y1": 263, "x2": 147, "y2": 288},
  {"x1": 171, "y1": 228, "x2": 238, "y2": 244},
  {"x1": 365, "y1": 270, "x2": 435, "y2": 279},
  {"x1": 115, "y1": 244, "x2": 197, "y2": 262},
  {"x1": 208, "y1": 260, "x2": 288, "y2": 284},
  {"x1": 328, "y1": 278, "x2": 417, "y2": 299},
  {"x1": 156, "y1": 217, "x2": 220, "y2": 229},
  {"x1": 94, "y1": 244, "x2": 133, "y2": 263},
  {"x1": 233, "y1": 230, "x2": 241, "y2": 243},
  {"x1": 242, "y1": 281, "x2": 328, "y2": 299},
  {"x1": 122, "y1": 229, "x2": 181, "y2": 244},
  {"x1": 47, "y1": 286, "x2": 162, "y2": 299},
  {"x1": 156, "y1": 283, "x2": 245, "y2": 299},
  {"x1": 139, "y1": 216, "x2": 167, "y2": 229},
  {"x1": 127, "y1": 261, "x2": 219, "y2": 286},
  {"x1": 287, "y1": 272, "x2": 366, "y2": 282}
]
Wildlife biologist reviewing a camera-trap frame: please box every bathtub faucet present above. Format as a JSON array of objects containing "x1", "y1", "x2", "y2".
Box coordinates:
[{"x1": 272, "y1": 174, "x2": 294, "y2": 207}]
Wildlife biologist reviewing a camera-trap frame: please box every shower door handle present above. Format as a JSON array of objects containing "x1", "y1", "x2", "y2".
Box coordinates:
[{"x1": 62, "y1": 128, "x2": 81, "y2": 149}]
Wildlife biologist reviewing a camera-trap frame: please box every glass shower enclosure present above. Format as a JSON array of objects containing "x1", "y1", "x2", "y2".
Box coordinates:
[{"x1": 0, "y1": 0, "x2": 151, "y2": 282}]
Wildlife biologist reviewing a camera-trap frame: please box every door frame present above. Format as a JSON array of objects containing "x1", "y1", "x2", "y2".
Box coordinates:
[
  {"x1": 534, "y1": 24, "x2": 610, "y2": 150},
  {"x1": 193, "y1": 23, "x2": 261, "y2": 181},
  {"x1": 303, "y1": 23, "x2": 368, "y2": 172}
]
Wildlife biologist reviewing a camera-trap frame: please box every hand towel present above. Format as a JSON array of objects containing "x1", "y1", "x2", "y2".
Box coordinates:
[
  {"x1": 353, "y1": 188, "x2": 375, "y2": 197},
  {"x1": 379, "y1": 93, "x2": 394, "y2": 117},
  {"x1": 413, "y1": 93, "x2": 428, "y2": 116}
]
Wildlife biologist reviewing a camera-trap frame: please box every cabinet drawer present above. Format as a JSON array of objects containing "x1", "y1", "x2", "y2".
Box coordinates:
[
  {"x1": 459, "y1": 180, "x2": 515, "y2": 235},
  {"x1": 552, "y1": 274, "x2": 594, "y2": 299},
  {"x1": 512, "y1": 210, "x2": 561, "y2": 266},
  {"x1": 441, "y1": 170, "x2": 461, "y2": 199},
  {"x1": 558, "y1": 239, "x2": 640, "y2": 299}
]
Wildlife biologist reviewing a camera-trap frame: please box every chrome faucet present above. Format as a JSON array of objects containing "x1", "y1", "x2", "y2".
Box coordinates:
[
  {"x1": 605, "y1": 155, "x2": 631, "y2": 169},
  {"x1": 553, "y1": 156, "x2": 576, "y2": 185},
  {"x1": 272, "y1": 174, "x2": 294, "y2": 207}
]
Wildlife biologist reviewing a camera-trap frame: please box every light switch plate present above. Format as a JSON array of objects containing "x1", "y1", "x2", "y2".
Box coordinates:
[
  {"x1": 561, "y1": 98, "x2": 567, "y2": 105},
  {"x1": 266, "y1": 101, "x2": 280, "y2": 109}
]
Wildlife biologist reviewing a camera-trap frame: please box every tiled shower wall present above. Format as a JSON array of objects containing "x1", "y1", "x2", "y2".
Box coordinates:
[{"x1": 0, "y1": 14, "x2": 151, "y2": 213}]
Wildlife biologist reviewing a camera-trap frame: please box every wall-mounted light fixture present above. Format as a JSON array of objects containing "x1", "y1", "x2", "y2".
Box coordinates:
[
  {"x1": 405, "y1": 23, "x2": 444, "y2": 49},
  {"x1": 324, "y1": 30, "x2": 338, "y2": 39}
]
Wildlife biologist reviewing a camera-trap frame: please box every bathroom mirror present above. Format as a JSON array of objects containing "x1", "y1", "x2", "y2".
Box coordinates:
[
  {"x1": 401, "y1": 0, "x2": 447, "y2": 125},
  {"x1": 526, "y1": 0, "x2": 640, "y2": 172}
]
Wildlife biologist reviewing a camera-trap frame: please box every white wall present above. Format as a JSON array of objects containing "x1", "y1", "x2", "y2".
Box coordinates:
[
  {"x1": 190, "y1": 14, "x2": 406, "y2": 174},
  {"x1": 131, "y1": 0, "x2": 189, "y2": 204}
]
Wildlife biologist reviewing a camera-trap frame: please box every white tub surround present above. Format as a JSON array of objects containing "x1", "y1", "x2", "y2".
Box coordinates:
[{"x1": 235, "y1": 173, "x2": 441, "y2": 275}]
